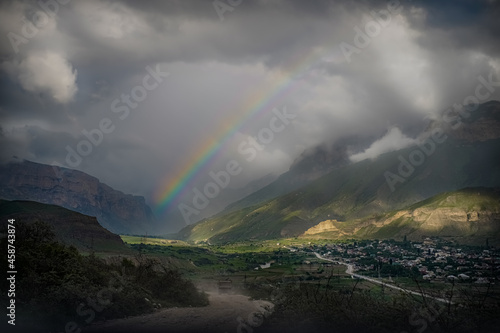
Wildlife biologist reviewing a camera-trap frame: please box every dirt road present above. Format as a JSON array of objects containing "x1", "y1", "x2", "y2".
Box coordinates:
[{"x1": 83, "y1": 292, "x2": 273, "y2": 333}]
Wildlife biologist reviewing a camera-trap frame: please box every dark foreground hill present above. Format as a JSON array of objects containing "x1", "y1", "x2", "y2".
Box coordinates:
[
  {"x1": 0, "y1": 218, "x2": 208, "y2": 333},
  {"x1": 0, "y1": 200, "x2": 127, "y2": 252}
]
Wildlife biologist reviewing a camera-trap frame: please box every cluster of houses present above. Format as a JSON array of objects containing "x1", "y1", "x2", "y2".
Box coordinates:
[{"x1": 293, "y1": 238, "x2": 498, "y2": 284}]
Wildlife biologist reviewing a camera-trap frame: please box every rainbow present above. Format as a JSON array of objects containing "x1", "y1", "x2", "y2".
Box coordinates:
[{"x1": 154, "y1": 47, "x2": 334, "y2": 215}]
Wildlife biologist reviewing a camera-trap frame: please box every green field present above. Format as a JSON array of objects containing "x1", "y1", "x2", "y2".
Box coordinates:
[
  {"x1": 120, "y1": 235, "x2": 191, "y2": 246},
  {"x1": 116, "y1": 236, "x2": 500, "y2": 307}
]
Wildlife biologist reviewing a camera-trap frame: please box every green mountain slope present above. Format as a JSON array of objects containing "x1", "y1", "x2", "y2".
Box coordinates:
[
  {"x1": 221, "y1": 142, "x2": 351, "y2": 215},
  {"x1": 178, "y1": 101, "x2": 500, "y2": 244},
  {"x1": 306, "y1": 187, "x2": 500, "y2": 245},
  {"x1": 221, "y1": 101, "x2": 500, "y2": 215}
]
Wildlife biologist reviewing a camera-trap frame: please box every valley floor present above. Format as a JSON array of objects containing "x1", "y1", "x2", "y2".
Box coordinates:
[{"x1": 83, "y1": 290, "x2": 272, "y2": 333}]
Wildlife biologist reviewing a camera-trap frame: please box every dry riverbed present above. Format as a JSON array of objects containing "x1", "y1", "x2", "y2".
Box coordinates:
[{"x1": 84, "y1": 291, "x2": 273, "y2": 333}]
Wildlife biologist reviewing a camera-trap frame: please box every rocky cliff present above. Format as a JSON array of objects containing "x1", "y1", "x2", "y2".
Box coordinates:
[{"x1": 0, "y1": 160, "x2": 157, "y2": 234}]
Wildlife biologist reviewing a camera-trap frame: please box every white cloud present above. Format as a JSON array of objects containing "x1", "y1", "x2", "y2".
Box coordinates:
[
  {"x1": 349, "y1": 127, "x2": 417, "y2": 162},
  {"x1": 2, "y1": 50, "x2": 77, "y2": 104},
  {"x1": 369, "y1": 14, "x2": 436, "y2": 114}
]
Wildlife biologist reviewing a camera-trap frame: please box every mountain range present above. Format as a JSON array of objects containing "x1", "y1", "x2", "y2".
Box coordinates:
[
  {"x1": 176, "y1": 101, "x2": 500, "y2": 244},
  {"x1": 1, "y1": 102, "x2": 499, "y2": 245}
]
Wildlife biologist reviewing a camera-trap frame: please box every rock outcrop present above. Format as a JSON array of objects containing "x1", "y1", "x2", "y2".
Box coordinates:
[
  {"x1": 302, "y1": 188, "x2": 500, "y2": 245},
  {"x1": 0, "y1": 160, "x2": 157, "y2": 234},
  {"x1": 303, "y1": 219, "x2": 344, "y2": 236}
]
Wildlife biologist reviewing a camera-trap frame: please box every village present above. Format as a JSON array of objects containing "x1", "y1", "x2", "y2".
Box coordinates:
[{"x1": 291, "y1": 237, "x2": 499, "y2": 284}]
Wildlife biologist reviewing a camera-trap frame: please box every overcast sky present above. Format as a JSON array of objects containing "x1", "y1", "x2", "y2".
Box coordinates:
[{"x1": 1, "y1": 0, "x2": 499, "y2": 232}]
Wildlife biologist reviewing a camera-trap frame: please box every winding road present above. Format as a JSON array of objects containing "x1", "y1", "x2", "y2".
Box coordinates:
[{"x1": 313, "y1": 252, "x2": 452, "y2": 304}]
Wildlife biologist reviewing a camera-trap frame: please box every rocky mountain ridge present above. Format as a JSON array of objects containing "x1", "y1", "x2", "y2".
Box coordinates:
[{"x1": 0, "y1": 160, "x2": 158, "y2": 234}]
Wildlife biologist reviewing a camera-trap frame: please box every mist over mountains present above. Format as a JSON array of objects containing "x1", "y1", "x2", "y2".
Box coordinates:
[
  {"x1": 1, "y1": 101, "x2": 498, "y2": 241},
  {"x1": 1, "y1": 0, "x2": 500, "y2": 238},
  {"x1": 2, "y1": 0, "x2": 500, "y2": 234},
  {"x1": 176, "y1": 101, "x2": 500, "y2": 243}
]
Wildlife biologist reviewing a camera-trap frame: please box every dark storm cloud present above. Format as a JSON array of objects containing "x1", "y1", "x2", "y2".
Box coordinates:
[
  {"x1": 404, "y1": 0, "x2": 500, "y2": 57},
  {"x1": 1, "y1": 0, "x2": 499, "y2": 232},
  {"x1": 0, "y1": 125, "x2": 73, "y2": 163}
]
